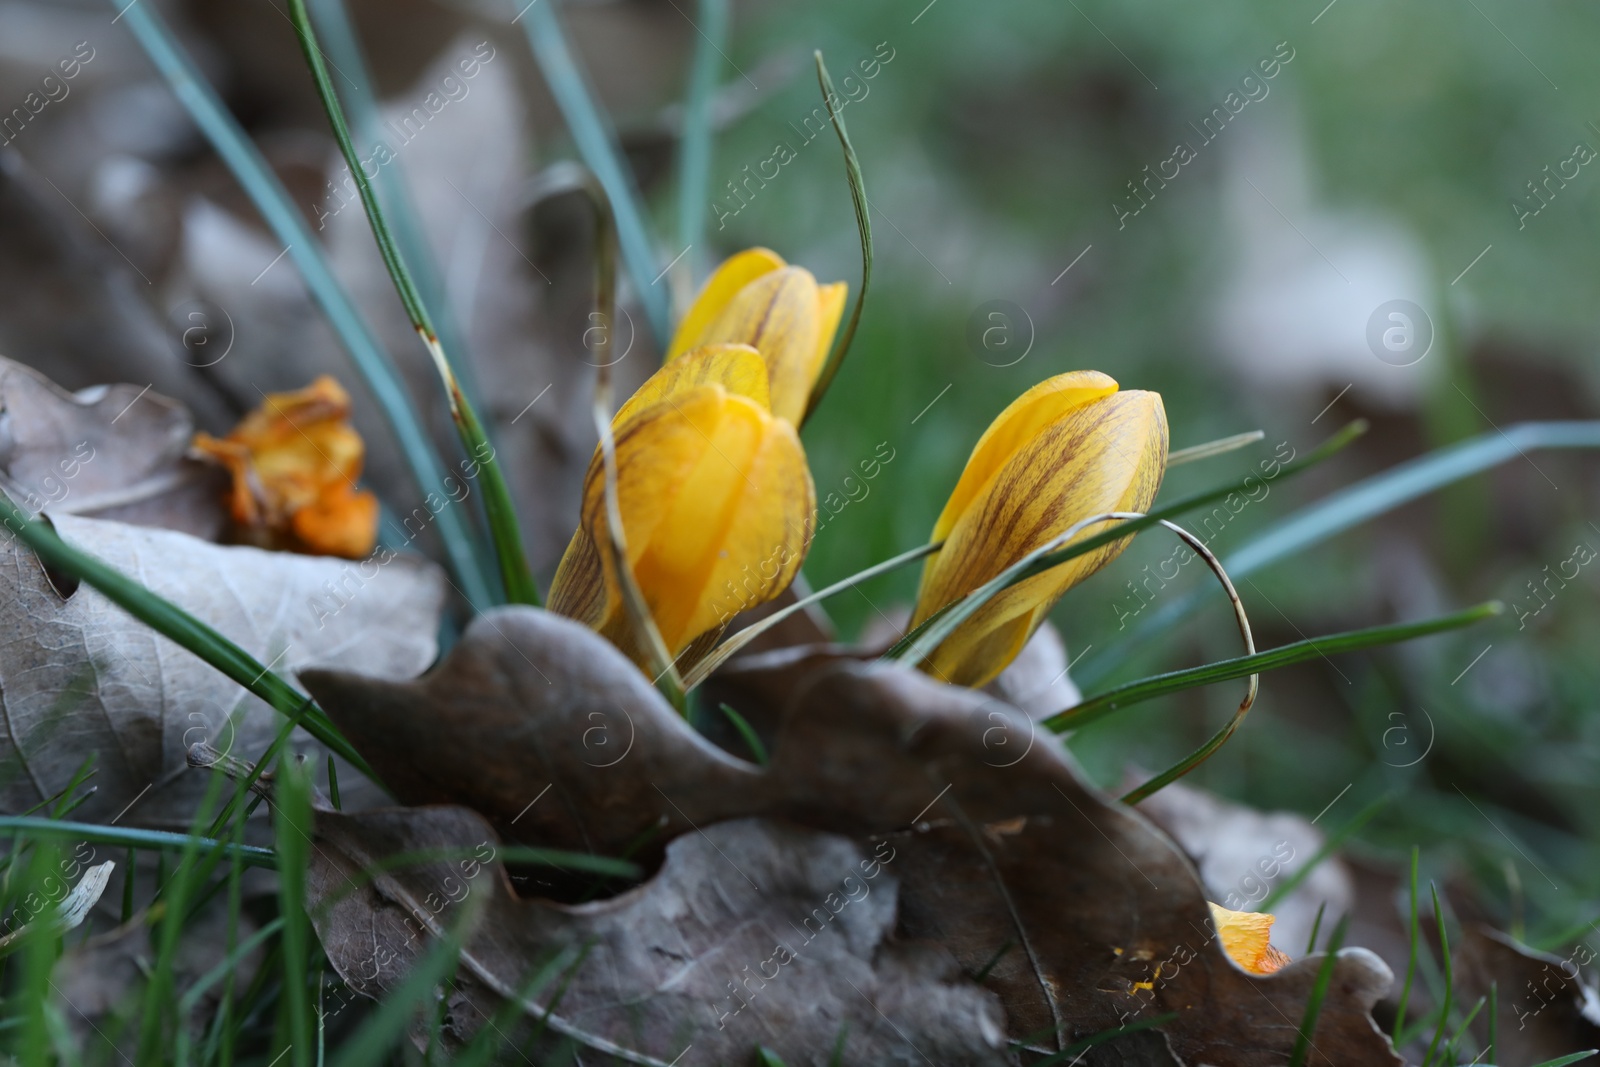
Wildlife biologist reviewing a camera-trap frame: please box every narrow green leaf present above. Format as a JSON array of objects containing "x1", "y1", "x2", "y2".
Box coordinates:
[
  {"x1": 519, "y1": 0, "x2": 669, "y2": 346},
  {"x1": 1288, "y1": 916, "x2": 1348, "y2": 1067},
  {"x1": 1026, "y1": 1012, "x2": 1179, "y2": 1065},
  {"x1": 1394, "y1": 846, "x2": 1421, "y2": 1041},
  {"x1": 112, "y1": 0, "x2": 496, "y2": 606},
  {"x1": 1048, "y1": 602, "x2": 1502, "y2": 733},
  {"x1": 1084, "y1": 419, "x2": 1600, "y2": 687},
  {"x1": 286, "y1": 0, "x2": 540, "y2": 608},
  {"x1": 0, "y1": 820, "x2": 273, "y2": 869},
  {"x1": 685, "y1": 540, "x2": 940, "y2": 689},
  {"x1": 0, "y1": 496, "x2": 372, "y2": 779},
  {"x1": 276, "y1": 756, "x2": 315, "y2": 1067},
  {"x1": 1166, "y1": 429, "x2": 1265, "y2": 467},
  {"x1": 717, "y1": 703, "x2": 768, "y2": 766},
  {"x1": 1421, "y1": 883, "x2": 1454, "y2": 1067},
  {"x1": 675, "y1": 0, "x2": 729, "y2": 285},
  {"x1": 803, "y1": 51, "x2": 873, "y2": 424},
  {"x1": 1529, "y1": 1053, "x2": 1598, "y2": 1067},
  {"x1": 1305, "y1": 901, "x2": 1326, "y2": 956},
  {"x1": 327, "y1": 914, "x2": 469, "y2": 1067},
  {"x1": 327, "y1": 755, "x2": 342, "y2": 811}
]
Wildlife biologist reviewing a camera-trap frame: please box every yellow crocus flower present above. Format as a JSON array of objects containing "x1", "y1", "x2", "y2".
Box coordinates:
[
  {"x1": 909, "y1": 371, "x2": 1167, "y2": 688},
  {"x1": 666, "y1": 248, "x2": 847, "y2": 425},
  {"x1": 1208, "y1": 902, "x2": 1291, "y2": 975},
  {"x1": 548, "y1": 345, "x2": 815, "y2": 671}
]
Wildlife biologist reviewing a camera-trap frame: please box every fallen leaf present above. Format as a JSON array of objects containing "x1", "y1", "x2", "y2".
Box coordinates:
[
  {"x1": 1129, "y1": 775, "x2": 1354, "y2": 957},
  {"x1": 302, "y1": 607, "x2": 1403, "y2": 1064},
  {"x1": 0, "y1": 513, "x2": 445, "y2": 827},
  {"x1": 0, "y1": 356, "x2": 227, "y2": 541},
  {"x1": 1457, "y1": 923, "x2": 1600, "y2": 1067},
  {"x1": 308, "y1": 805, "x2": 1011, "y2": 1065}
]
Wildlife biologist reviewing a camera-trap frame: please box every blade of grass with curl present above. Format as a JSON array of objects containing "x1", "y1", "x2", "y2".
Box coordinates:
[
  {"x1": 112, "y1": 0, "x2": 495, "y2": 607},
  {"x1": 803, "y1": 51, "x2": 873, "y2": 425},
  {"x1": 287, "y1": 0, "x2": 539, "y2": 608},
  {"x1": 674, "y1": 0, "x2": 730, "y2": 292},
  {"x1": 1117, "y1": 520, "x2": 1256, "y2": 804},
  {"x1": 1083, "y1": 419, "x2": 1600, "y2": 688},
  {"x1": 518, "y1": 1, "x2": 669, "y2": 347}
]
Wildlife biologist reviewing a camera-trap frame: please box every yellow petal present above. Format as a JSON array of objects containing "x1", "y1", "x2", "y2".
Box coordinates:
[
  {"x1": 929, "y1": 371, "x2": 1120, "y2": 544},
  {"x1": 1208, "y1": 903, "x2": 1292, "y2": 976},
  {"x1": 611, "y1": 343, "x2": 770, "y2": 430},
  {"x1": 666, "y1": 248, "x2": 786, "y2": 360},
  {"x1": 911, "y1": 386, "x2": 1167, "y2": 688},
  {"x1": 548, "y1": 384, "x2": 815, "y2": 669},
  {"x1": 811, "y1": 280, "x2": 849, "y2": 388},
  {"x1": 688, "y1": 267, "x2": 824, "y2": 425}
]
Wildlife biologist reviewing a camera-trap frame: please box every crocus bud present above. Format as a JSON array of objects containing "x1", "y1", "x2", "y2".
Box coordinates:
[
  {"x1": 909, "y1": 371, "x2": 1167, "y2": 688},
  {"x1": 548, "y1": 346, "x2": 816, "y2": 671},
  {"x1": 667, "y1": 248, "x2": 846, "y2": 425}
]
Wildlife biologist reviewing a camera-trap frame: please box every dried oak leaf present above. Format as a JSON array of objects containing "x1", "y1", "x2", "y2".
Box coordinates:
[
  {"x1": 0, "y1": 513, "x2": 445, "y2": 827},
  {"x1": 301, "y1": 607, "x2": 1401, "y2": 1065},
  {"x1": 1456, "y1": 923, "x2": 1600, "y2": 1067},
  {"x1": 310, "y1": 805, "x2": 1010, "y2": 1065},
  {"x1": 0, "y1": 356, "x2": 227, "y2": 540}
]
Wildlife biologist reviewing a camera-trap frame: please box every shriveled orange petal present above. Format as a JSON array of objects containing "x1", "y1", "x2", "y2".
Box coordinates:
[
  {"x1": 190, "y1": 375, "x2": 378, "y2": 559},
  {"x1": 666, "y1": 248, "x2": 786, "y2": 361},
  {"x1": 1209, "y1": 902, "x2": 1292, "y2": 976}
]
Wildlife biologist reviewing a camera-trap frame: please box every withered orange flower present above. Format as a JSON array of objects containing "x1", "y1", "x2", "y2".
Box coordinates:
[
  {"x1": 1209, "y1": 902, "x2": 1292, "y2": 975},
  {"x1": 192, "y1": 376, "x2": 378, "y2": 559}
]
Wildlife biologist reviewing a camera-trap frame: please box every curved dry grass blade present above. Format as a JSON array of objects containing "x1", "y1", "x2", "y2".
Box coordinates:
[
  {"x1": 1166, "y1": 429, "x2": 1265, "y2": 468},
  {"x1": 802, "y1": 51, "x2": 873, "y2": 425},
  {"x1": 683, "y1": 540, "x2": 941, "y2": 689},
  {"x1": 518, "y1": 1, "x2": 669, "y2": 346},
  {"x1": 112, "y1": 0, "x2": 495, "y2": 607},
  {"x1": 0, "y1": 860, "x2": 113, "y2": 958},
  {"x1": 286, "y1": 0, "x2": 539, "y2": 608},
  {"x1": 674, "y1": 0, "x2": 730, "y2": 292},
  {"x1": 1120, "y1": 519, "x2": 1256, "y2": 804}
]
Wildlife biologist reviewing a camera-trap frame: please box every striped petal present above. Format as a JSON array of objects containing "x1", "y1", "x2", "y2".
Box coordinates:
[
  {"x1": 1208, "y1": 903, "x2": 1291, "y2": 975},
  {"x1": 612, "y1": 343, "x2": 770, "y2": 430},
  {"x1": 666, "y1": 248, "x2": 787, "y2": 361},
  {"x1": 548, "y1": 384, "x2": 815, "y2": 671},
  {"x1": 911, "y1": 382, "x2": 1167, "y2": 688}
]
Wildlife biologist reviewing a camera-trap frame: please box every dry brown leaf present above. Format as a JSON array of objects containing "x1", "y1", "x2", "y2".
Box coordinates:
[
  {"x1": 0, "y1": 513, "x2": 445, "y2": 827},
  {"x1": 0, "y1": 151, "x2": 234, "y2": 430},
  {"x1": 309, "y1": 804, "x2": 1011, "y2": 1065},
  {"x1": 0, "y1": 356, "x2": 227, "y2": 540},
  {"x1": 301, "y1": 607, "x2": 1403, "y2": 1064},
  {"x1": 1457, "y1": 923, "x2": 1600, "y2": 1067},
  {"x1": 1129, "y1": 775, "x2": 1354, "y2": 956}
]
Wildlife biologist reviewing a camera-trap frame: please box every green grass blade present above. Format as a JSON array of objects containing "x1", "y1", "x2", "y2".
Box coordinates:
[
  {"x1": 887, "y1": 420, "x2": 1367, "y2": 667},
  {"x1": 716, "y1": 703, "x2": 768, "y2": 765},
  {"x1": 0, "y1": 820, "x2": 273, "y2": 870},
  {"x1": 1305, "y1": 901, "x2": 1326, "y2": 955},
  {"x1": 1167, "y1": 429, "x2": 1265, "y2": 467},
  {"x1": 1048, "y1": 602, "x2": 1502, "y2": 733},
  {"x1": 519, "y1": 1, "x2": 669, "y2": 346},
  {"x1": 685, "y1": 541, "x2": 939, "y2": 688},
  {"x1": 675, "y1": 0, "x2": 729, "y2": 286},
  {"x1": 1393, "y1": 846, "x2": 1421, "y2": 1041},
  {"x1": 0, "y1": 496, "x2": 372, "y2": 779},
  {"x1": 1025, "y1": 1012, "x2": 1178, "y2": 1065},
  {"x1": 276, "y1": 756, "x2": 315, "y2": 1067},
  {"x1": 1288, "y1": 915, "x2": 1348, "y2": 1067},
  {"x1": 306, "y1": 0, "x2": 487, "y2": 411},
  {"x1": 802, "y1": 51, "x2": 873, "y2": 425},
  {"x1": 1529, "y1": 1054, "x2": 1599, "y2": 1066},
  {"x1": 1259, "y1": 793, "x2": 1391, "y2": 912},
  {"x1": 327, "y1": 917, "x2": 469, "y2": 1067},
  {"x1": 1084, "y1": 420, "x2": 1600, "y2": 687},
  {"x1": 1421, "y1": 883, "x2": 1454, "y2": 1067},
  {"x1": 112, "y1": 0, "x2": 496, "y2": 607},
  {"x1": 286, "y1": 0, "x2": 539, "y2": 608}
]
